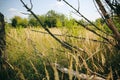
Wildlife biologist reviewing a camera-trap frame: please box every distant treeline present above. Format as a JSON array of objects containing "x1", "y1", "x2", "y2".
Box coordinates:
[
  {"x1": 10, "y1": 10, "x2": 89, "y2": 28},
  {"x1": 10, "y1": 10, "x2": 120, "y2": 32}
]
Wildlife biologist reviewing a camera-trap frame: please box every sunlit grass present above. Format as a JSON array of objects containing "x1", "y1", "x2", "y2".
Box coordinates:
[{"x1": 5, "y1": 26, "x2": 120, "y2": 80}]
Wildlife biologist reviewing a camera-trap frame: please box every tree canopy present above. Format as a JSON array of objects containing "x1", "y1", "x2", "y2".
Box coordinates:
[
  {"x1": 11, "y1": 10, "x2": 81, "y2": 28},
  {"x1": 11, "y1": 16, "x2": 28, "y2": 28}
]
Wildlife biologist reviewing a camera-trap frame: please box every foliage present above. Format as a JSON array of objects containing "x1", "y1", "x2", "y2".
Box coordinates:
[
  {"x1": 44, "y1": 16, "x2": 57, "y2": 27},
  {"x1": 11, "y1": 18, "x2": 17, "y2": 27},
  {"x1": 94, "y1": 16, "x2": 120, "y2": 33},
  {"x1": 56, "y1": 19, "x2": 62, "y2": 27},
  {"x1": 11, "y1": 10, "x2": 78, "y2": 28},
  {"x1": 113, "y1": 15, "x2": 120, "y2": 31},
  {"x1": 11, "y1": 16, "x2": 28, "y2": 28},
  {"x1": 28, "y1": 15, "x2": 39, "y2": 27}
]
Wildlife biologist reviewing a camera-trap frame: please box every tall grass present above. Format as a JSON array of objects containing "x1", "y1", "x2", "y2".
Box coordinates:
[{"x1": 5, "y1": 26, "x2": 120, "y2": 80}]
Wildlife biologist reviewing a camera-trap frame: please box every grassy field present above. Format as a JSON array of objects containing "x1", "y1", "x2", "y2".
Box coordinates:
[{"x1": 5, "y1": 26, "x2": 120, "y2": 80}]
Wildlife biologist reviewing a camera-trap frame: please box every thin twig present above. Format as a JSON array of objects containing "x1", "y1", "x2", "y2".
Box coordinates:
[
  {"x1": 20, "y1": 12, "x2": 31, "y2": 15},
  {"x1": 30, "y1": 0, "x2": 33, "y2": 10},
  {"x1": 31, "y1": 29, "x2": 108, "y2": 44},
  {"x1": 63, "y1": 0, "x2": 112, "y2": 37},
  {"x1": 93, "y1": 0, "x2": 104, "y2": 19},
  {"x1": 75, "y1": 20, "x2": 114, "y2": 46},
  {"x1": 77, "y1": 0, "x2": 80, "y2": 11},
  {"x1": 93, "y1": 0, "x2": 114, "y2": 38},
  {"x1": 20, "y1": 0, "x2": 87, "y2": 53}
]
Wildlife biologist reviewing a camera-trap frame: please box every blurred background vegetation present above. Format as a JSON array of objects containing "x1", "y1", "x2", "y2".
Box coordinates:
[{"x1": 1, "y1": 0, "x2": 120, "y2": 79}]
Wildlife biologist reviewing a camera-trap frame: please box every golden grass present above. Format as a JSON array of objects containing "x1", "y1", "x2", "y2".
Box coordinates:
[{"x1": 5, "y1": 26, "x2": 119, "y2": 80}]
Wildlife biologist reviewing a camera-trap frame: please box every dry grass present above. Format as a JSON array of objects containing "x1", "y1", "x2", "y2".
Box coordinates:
[{"x1": 5, "y1": 26, "x2": 120, "y2": 80}]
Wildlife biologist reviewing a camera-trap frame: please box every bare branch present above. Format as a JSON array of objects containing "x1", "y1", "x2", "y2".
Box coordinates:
[
  {"x1": 63, "y1": 0, "x2": 112, "y2": 37},
  {"x1": 77, "y1": 0, "x2": 80, "y2": 11},
  {"x1": 31, "y1": 29, "x2": 108, "y2": 44},
  {"x1": 93, "y1": 0, "x2": 115, "y2": 38},
  {"x1": 95, "y1": 0, "x2": 120, "y2": 48},
  {"x1": 20, "y1": 12, "x2": 31, "y2": 15},
  {"x1": 20, "y1": 0, "x2": 87, "y2": 53},
  {"x1": 93, "y1": 0, "x2": 104, "y2": 19},
  {"x1": 75, "y1": 20, "x2": 115, "y2": 46},
  {"x1": 30, "y1": 0, "x2": 33, "y2": 10}
]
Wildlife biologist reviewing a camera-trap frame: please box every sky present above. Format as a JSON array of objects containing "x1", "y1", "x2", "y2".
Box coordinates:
[{"x1": 0, "y1": 0, "x2": 101, "y2": 22}]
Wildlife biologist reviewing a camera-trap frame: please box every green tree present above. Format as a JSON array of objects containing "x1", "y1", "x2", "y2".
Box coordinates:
[
  {"x1": 57, "y1": 14, "x2": 66, "y2": 27},
  {"x1": 28, "y1": 18, "x2": 38, "y2": 26},
  {"x1": 28, "y1": 10, "x2": 67, "y2": 28},
  {"x1": 19, "y1": 18, "x2": 28, "y2": 27},
  {"x1": 38, "y1": 15, "x2": 46, "y2": 25},
  {"x1": 28, "y1": 15, "x2": 39, "y2": 27},
  {"x1": 11, "y1": 16, "x2": 28, "y2": 28},
  {"x1": 44, "y1": 10, "x2": 58, "y2": 27},
  {"x1": 44, "y1": 17, "x2": 57, "y2": 27},
  {"x1": 11, "y1": 18, "x2": 17, "y2": 27},
  {"x1": 56, "y1": 19, "x2": 62, "y2": 27}
]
